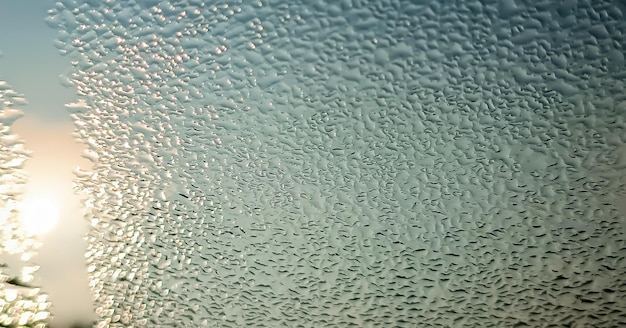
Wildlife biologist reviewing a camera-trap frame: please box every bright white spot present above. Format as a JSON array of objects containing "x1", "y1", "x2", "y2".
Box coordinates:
[
  {"x1": 5, "y1": 289, "x2": 18, "y2": 302},
  {"x1": 18, "y1": 193, "x2": 61, "y2": 236}
]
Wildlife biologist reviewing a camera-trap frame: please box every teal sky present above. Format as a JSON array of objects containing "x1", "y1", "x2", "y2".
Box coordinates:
[{"x1": 0, "y1": 0, "x2": 75, "y2": 122}]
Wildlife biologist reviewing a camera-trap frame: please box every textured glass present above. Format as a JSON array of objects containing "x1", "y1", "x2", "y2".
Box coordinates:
[
  {"x1": 0, "y1": 81, "x2": 50, "y2": 327},
  {"x1": 45, "y1": 0, "x2": 626, "y2": 327}
]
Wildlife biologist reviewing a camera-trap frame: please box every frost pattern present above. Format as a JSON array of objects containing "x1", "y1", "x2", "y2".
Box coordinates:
[
  {"x1": 49, "y1": 0, "x2": 626, "y2": 327},
  {"x1": 0, "y1": 81, "x2": 50, "y2": 327}
]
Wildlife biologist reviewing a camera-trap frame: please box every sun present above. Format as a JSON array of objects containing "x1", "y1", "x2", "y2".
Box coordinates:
[{"x1": 18, "y1": 192, "x2": 62, "y2": 236}]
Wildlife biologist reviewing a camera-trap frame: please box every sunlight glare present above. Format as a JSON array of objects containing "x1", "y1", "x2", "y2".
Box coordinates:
[{"x1": 18, "y1": 193, "x2": 61, "y2": 236}]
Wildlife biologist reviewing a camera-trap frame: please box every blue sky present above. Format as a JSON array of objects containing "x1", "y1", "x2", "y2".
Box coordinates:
[{"x1": 0, "y1": 0, "x2": 75, "y2": 122}]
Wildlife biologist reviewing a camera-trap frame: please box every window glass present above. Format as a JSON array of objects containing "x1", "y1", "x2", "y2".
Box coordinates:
[{"x1": 4, "y1": 0, "x2": 626, "y2": 326}]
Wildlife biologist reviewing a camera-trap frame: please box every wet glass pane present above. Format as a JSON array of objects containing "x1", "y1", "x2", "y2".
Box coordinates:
[
  {"x1": 3, "y1": 0, "x2": 626, "y2": 326},
  {"x1": 0, "y1": 82, "x2": 51, "y2": 327}
]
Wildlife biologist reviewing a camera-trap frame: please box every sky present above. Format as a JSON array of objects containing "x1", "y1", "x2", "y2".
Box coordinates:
[{"x1": 0, "y1": 0, "x2": 95, "y2": 326}]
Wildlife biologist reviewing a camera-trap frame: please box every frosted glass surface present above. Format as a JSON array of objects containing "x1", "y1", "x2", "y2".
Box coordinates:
[{"x1": 47, "y1": 0, "x2": 626, "y2": 326}]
